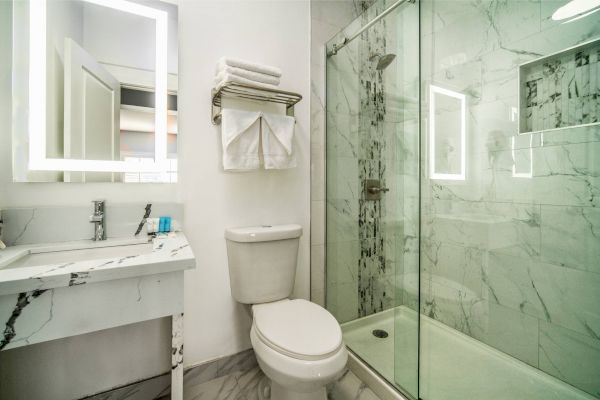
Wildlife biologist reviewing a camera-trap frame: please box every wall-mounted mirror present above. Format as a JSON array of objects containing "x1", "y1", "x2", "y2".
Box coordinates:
[
  {"x1": 12, "y1": 0, "x2": 178, "y2": 183},
  {"x1": 429, "y1": 85, "x2": 466, "y2": 181}
]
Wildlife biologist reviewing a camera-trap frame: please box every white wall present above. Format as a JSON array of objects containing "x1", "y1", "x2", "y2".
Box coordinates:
[
  {"x1": 82, "y1": 0, "x2": 179, "y2": 74},
  {"x1": 177, "y1": 0, "x2": 311, "y2": 364},
  {"x1": 1, "y1": 0, "x2": 311, "y2": 389}
]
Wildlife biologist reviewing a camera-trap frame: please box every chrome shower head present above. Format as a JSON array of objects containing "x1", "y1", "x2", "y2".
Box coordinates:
[{"x1": 370, "y1": 53, "x2": 397, "y2": 70}]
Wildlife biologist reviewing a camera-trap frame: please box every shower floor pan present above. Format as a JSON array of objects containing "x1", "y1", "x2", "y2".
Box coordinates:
[{"x1": 342, "y1": 306, "x2": 595, "y2": 400}]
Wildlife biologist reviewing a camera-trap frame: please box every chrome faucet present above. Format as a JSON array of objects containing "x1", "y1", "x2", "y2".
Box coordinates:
[{"x1": 90, "y1": 200, "x2": 106, "y2": 241}]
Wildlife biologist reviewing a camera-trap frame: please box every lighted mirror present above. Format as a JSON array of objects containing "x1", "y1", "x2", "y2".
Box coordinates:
[
  {"x1": 12, "y1": 0, "x2": 178, "y2": 183},
  {"x1": 429, "y1": 85, "x2": 466, "y2": 181}
]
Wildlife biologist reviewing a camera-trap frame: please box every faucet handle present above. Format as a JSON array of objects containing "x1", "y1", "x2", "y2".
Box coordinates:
[
  {"x1": 89, "y1": 214, "x2": 103, "y2": 222},
  {"x1": 92, "y1": 200, "x2": 105, "y2": 213}
]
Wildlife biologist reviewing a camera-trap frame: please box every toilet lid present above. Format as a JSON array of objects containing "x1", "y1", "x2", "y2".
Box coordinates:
[{"x1": 253, "y1": 299, "x2": 343, "y2": 361}]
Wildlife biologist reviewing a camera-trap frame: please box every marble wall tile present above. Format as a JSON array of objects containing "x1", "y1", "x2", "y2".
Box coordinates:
[
  {"x1": 485, "y1": 251, "x2": 550, "y2": 322},
  {"x1": 326, "y1": 42, "x2": 360, "y2": 116},
  {"x1": 487, "y1": 251, "x2": 600, "y2": 340},
  {"x1": 533, "y1": 142, "x2": 600, "y2": 208},
  {"x1": 421, "y1": 239, "x2": 484, "y2": 298},
  {"x1": 474, "y1": 302, "x2": 540, "y2": 368},
  {"x1": 540, "y1": 205, "x2": 600, "y2": 272},
  {"x1": 327, "y1": 280, "x2": 359, "y2": 323},
  {"x1": 539, "y1": 321, "x2": 600, "y2": 398},
  {"x1": 327, "y1": 199, "x2": 359, "y2": 243},
  {"x1": 327, "y1": 157, "x2": 360, "y2": 200},
  {"x1": 327, "y1": 240, "x2": 359, "y2": 285},
  {"x1": 0, "y1": 203, "x2": 183, "y2": 246},
  {"x1": 420, "y1": 0, "x2": 600, "y2": 396},
  {"x1": 311, "y1": 200, "x2": 326, "y2": 246},
  {"x1": 311, "y1": 1, "x2": 359, "y2": 39},
  {"x1": 420, "y1": 273, "x2": 488, "y2": 338},
  {"x1": 311, "y1": 147, "x2": 326, "y2": 202},
  {"x1": 327, "y1": 112, "x2": 360, "y2": 159},
  {"x1": 311, "y1": 244, "x2": 326, "y2": 307},
  {"x1": 512, "y1": 8, "x2": 600, "y2": 58}
]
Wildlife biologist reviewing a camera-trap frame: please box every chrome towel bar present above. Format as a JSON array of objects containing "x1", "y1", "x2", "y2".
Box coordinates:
[{"x1": 211, "y1": 83, "x2": 302, "y2": 125}]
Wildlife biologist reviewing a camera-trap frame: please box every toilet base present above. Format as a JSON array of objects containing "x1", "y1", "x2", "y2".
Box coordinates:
[{"x1": 270, "y1": 381, "x2": 327, "y2": 400}]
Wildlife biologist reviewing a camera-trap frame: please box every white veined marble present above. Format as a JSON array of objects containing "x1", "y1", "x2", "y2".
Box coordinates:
[{"x1": 0, "y1": 232, "x2": 194, "y2": 296}]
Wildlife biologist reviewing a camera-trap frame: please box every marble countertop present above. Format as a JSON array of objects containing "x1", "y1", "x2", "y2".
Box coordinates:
[{"x1": 0, "y1": 232, "x2": 195, "y2": 296}]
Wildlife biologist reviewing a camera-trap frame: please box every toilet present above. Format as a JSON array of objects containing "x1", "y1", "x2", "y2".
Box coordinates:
[{"x1": 225, "y1": 224, "x2": 347, "y2": 400}]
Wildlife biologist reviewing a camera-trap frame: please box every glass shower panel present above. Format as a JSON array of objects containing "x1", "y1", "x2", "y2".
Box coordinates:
[
  {"x1": 419, "y1": 0, "x2": 600, "y2": 399},
  {"x1": 326, "y1": 0, "x2": 420, "y2": 398}
]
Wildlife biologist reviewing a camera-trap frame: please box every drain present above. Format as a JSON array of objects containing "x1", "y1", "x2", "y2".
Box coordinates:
[{"x1": 372, "y1": 329, "x2": 389, "y2": 338}]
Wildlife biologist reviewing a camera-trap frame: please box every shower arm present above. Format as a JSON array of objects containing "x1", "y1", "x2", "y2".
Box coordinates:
[{"x1": 326, "y1": 0, "x2": 416, "y2": 57}]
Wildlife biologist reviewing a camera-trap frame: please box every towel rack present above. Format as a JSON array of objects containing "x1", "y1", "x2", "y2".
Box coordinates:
[{"x1": 211, "y1": 82, "x2": 302, "y2": 125}]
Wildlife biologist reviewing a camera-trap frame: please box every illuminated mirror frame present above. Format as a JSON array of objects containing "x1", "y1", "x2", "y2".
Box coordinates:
[
  {"x1": 511, "y1": 135, "x2": 533, "y2": 178},
  {"x1": 28, "y1": 0, "x2": 168, "y2": 173},
  {"x1": 429, "y1": 84, "x2": 466, "y2": 181}
]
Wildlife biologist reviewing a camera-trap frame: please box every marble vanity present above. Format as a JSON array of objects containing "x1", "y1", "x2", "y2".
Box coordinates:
[{"x1": 0, "y1": 231, "x2": 195, "y2": 400}]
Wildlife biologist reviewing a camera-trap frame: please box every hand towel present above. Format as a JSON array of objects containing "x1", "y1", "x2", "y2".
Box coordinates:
[
  {"x1": 221, "y1": 109, "x2": 262, "y2": 171},
  {"x1": 217, "y1": 57, "x2": 282, "y2": 78},
  {"x1": 261, "y1": 112, "x2": 296, "y2": 169},
  {"x1": 215, "y1": 73, "x2": 279, "y2": 91},
  {"x1": 216, "y1": 66, "x2": 280, "y2": 86}
]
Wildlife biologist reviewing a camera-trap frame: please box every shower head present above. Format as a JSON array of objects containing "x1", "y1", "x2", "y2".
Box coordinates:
[{"x1": 370, "y1": 53, "x2": 397, "y2": 70}]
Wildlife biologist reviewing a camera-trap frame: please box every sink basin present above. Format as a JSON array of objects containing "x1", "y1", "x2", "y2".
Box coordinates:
[{"x1": 1, "y1": 238, "x2": 153, "y2": 270}]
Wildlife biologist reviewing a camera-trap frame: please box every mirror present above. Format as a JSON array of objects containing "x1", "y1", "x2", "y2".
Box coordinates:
[
  {"x1": 429, "y1": 85, "x2": 466, "y2": 181},
  {"x1": 12, "y1": 0, "x2": 178, "y2": 183}
]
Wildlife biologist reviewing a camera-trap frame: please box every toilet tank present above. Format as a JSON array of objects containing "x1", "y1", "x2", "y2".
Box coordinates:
[{"x1": 225, "y1": 224, "x2": 302, "y2": 304}]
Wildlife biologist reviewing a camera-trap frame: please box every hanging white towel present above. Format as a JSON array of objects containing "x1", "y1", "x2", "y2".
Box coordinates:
[
  {"x1": 215, "y1": 73, "x2": 279, "y2": 91},
  {"x1": 217, "y1": 57, "x2": 282, "y2": 78},
  {"x1": 216, "y1": 66, "x2": 280, "y2": 86},
  {"x1": 261, "y1": 112, "x2": 296, "y2": 169},
  {"x1": 221, "y1": 109, "x2": 262, "y2": 171}
]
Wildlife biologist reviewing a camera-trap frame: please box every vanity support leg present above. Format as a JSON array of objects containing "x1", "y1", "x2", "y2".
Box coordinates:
[{"x1": 171, "y1": 313, "x2": 184, "y2": 400}]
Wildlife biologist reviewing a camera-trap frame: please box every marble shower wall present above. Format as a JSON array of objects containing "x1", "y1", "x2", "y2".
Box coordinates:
[
  {"x1": 520, "y1": 39, "x2": 600, "y2": 133},
  {"x1": 310, "y1": 0, "x2": 375, "y2": 309},
  {"x1": 323, "y1": 0, "x2": 420, "y2": 323},
  {"x1": 419, "y1": 0, "x2": 600, "y2": 397}
]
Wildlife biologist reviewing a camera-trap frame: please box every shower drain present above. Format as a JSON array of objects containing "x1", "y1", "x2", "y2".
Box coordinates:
[{"x1": 372, "y1": 329, "x2": 389, "y2": 339}]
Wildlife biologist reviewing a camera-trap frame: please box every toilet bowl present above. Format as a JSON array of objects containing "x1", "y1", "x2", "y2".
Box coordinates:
[
  {"x1": 225, "y1": 225, "x2": 347, "y2": 400},
  {"x1": 251, "y1": 299, "x2": 347, "y2": 399}
]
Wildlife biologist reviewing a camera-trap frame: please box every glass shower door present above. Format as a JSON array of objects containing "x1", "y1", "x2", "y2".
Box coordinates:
[
  {"x1": 325, "y1": 0, "x2": 420, "y2": 398},
  {"x1": 418, "y1": 0, "x2": 600, "y2": 399}
]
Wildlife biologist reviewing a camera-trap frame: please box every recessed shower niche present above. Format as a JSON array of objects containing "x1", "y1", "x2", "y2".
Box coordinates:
[{"x1": 519, "y1": 37, "x2": 600, "y2": 134}]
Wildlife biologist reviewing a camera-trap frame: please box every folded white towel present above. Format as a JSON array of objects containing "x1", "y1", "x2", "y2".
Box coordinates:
[
  {"x1": 217, "y1": 57, "x2": 282, "y2": 78},
  {"x1": 216, "y1": 66, "x2": 280, "y2": 86},
  {"x1": 261, "y1": 112, "x2": 296, "y2": 169},
  {"x1": 215, "y1": 73, "x2": 279, "y2": 91},
  {"x1": 221, "y1": 109, "x2": 262, "y2": 171}
]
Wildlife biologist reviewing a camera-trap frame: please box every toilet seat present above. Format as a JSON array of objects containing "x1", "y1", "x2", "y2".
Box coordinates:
[{"x1": 252, "y1": 299, "x2": 342, "y2": 361}]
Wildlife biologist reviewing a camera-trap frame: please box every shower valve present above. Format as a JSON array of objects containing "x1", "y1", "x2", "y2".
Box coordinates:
[{"x1": 364, "y1": 179, "x2": 389, "y2": 201}]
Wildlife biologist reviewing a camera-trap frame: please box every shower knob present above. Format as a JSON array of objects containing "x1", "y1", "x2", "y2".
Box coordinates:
[
  {"x1": 364, "y1": 179, "x2": 389, "y2": 200},
  {"x1": 368, "y1": 186, "x2": 390, "y2": 194}
]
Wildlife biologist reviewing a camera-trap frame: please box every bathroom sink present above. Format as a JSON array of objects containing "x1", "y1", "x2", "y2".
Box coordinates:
[{"x1": 0, "y1": 237, "x2": 153, "y2": 270}]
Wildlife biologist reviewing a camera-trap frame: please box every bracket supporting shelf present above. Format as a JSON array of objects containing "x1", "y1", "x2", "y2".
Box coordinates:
[{"x1": 211, "y1": 82, "x2": 302, "y2": 125}]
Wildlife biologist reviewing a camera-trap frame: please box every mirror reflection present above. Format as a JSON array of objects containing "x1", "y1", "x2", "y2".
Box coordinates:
[{"x1": 13, "y1": 0, "x2": 178, "y2": 183}]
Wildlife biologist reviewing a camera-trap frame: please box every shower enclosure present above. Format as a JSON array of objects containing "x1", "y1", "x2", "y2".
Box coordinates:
[{"x1": 325, "y1": 0, "x2": 600, "y2": 399}]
